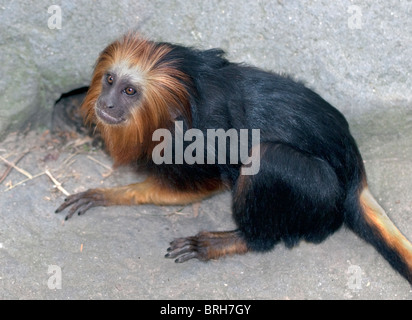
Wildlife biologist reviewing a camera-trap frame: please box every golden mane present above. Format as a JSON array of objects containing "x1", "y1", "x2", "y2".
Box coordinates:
[{"x1": 81, "y1": 33, "x2": 191, "y2": 166}]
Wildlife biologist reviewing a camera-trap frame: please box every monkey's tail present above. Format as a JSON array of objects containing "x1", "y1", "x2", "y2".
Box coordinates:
[{"x1": 346, "y1": 186, "x2": 412, "y2": 284}]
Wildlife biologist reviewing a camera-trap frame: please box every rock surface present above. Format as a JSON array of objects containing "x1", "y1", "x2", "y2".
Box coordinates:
[
  {"x1": 0, "y1": 1, "x2": 411, "y2": 136},
  {"x1": 0, "y1": 0, "x2": 411, "y2": 300}
]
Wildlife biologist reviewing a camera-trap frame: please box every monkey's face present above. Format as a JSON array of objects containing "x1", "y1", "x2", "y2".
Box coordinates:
[
  {"x1": 80, "y1": 34, "x2": 191, "y2": 164},
  {"x1": 95, "y1": 72, "x2": 142, "y2": 125}
]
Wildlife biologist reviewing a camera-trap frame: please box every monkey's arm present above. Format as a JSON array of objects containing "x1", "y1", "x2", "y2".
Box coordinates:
[{"x1": 55, "y1": 176, "x2": 222, "y2": 220}]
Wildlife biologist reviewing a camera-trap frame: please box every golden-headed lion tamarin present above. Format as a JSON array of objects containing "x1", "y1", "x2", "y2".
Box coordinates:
[{"x1": 56, "y1": 33, "x2": 412, "y2": 284}]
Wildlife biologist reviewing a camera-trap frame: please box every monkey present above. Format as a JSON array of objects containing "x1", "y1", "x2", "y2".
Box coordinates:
[{"x1": 56, "y1": 33, "x2": 412, "y2": 284}]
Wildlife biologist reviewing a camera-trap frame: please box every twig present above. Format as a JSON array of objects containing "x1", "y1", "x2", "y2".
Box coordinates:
[
  {"x1": 0, "y1": 164, "x2": 14, "y2": 184},
  {"x1": 0, "y1": 154, "x2": 32, "y2": 179},
  {"x1": 0, "y1": 151, "x2": 29, "y2": 184},
  {"x1": 87, "y1": 155, "x2": 112, "y2": 171},
  {"x1": 63, "y1": 136, "x2": 93, "y2": 149},
  {"x1": 4, "y1": 172, "x2": 45, "y2": 191},
  {"x1": 45, "y1": 169, "x2": 70, "y2": 196},
  {"x1": 61, "y1": 151, "x2": 81, "y2": 167},
  {"x1": 87, "y1": 155, "x2": 113, "y2": 177}
]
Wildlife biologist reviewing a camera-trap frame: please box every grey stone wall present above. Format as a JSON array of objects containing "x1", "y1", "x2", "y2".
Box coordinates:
[{"x1": 1, "y1": 0, "x2": 410, "y2": 137}]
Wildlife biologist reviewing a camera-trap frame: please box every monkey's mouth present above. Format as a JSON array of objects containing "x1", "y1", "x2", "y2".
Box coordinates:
[{"x1": 96, "y1": 108, "x2": 126, "y2": 125}]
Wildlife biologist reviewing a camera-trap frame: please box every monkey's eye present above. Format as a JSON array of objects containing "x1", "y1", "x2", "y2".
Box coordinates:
[
  {"x1": 124, "y1": 87, "x2": 136, "y2": 96},
  {"x1": 106, "y1": 74, "x2": 114, "y2": 84}
]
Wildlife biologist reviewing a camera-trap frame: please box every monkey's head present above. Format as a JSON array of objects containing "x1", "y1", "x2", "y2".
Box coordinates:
[{"x1": 81, "y1": 33, "x2": 191, "y2": 165}]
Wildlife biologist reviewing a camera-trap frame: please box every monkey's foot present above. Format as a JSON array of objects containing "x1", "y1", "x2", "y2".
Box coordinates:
[
  {"x1": 55, "y1": 189, "x2": 107, "y2": 220},
  {"x1": 165, "y1": 230, "x2": 249, "y2": 263}
]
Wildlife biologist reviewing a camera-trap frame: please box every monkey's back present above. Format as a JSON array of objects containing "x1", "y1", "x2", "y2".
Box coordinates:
[{"x1": 171, "y1": 44, "x2": 364, "y2": 190}]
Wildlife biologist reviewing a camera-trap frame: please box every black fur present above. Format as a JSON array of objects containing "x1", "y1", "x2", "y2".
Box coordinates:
[{"x1": 146, "y1": 43, "x2": 367, "y2": 252}]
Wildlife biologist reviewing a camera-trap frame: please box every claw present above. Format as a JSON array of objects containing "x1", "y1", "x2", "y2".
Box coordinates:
[
  {"x1": 165, "y1": 234, "x2": 206, "y2": 262},
  {"x1": 165, "y1": 230, "x2": 248, "y2": 262},
  {"x1": 55, "y1": 189, "x2": 106, "y2": 219}
]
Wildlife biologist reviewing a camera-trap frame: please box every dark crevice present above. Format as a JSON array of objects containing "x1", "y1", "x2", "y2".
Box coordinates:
[
  {"x1": 55, "y1": 86, "x2": 89, "y2": 104},
  {"x1": 51, "y1": 86, "x2": 102, "y2": 147},
  {"x1": 51, "y1": 86, "x2": 89, "y2": 134}
]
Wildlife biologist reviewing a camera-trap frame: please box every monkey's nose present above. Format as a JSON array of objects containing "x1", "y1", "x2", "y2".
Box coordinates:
[{"x1": 107, "y1": 105, "x2": 114, "y2": 109}]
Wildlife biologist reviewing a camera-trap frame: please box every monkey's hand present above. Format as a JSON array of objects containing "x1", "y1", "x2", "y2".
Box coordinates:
[
  {"x1": 55, "y1": 189, "x2": 108, "y2": 220},
  {"x1": 165, "y1": 230, "x2": 249, "y2": 263}
]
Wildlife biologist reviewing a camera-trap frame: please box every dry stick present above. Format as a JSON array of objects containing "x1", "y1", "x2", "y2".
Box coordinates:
[
  {"x1": 87, "y1": 155, "x2": 113, "y2": 177},
  {"x1": 4, "y1": 170, "x2": 70, "y2": 197},
  {"x1": 4, "y1": 172, "x2": 45, "y2": 191},
  {"x1": 0, "y1": 151, "x2": 29, "y2": 184},
  {"x1": 44, "y1": 169, "x2": 70, "y2": 196},
  {"x1": 86, "y1": 155, "x2": 112, "y2": 171},
  {"x1": 0, "y1": 165, "x2": 14, "y2": 184},
  {"x1": 0, "y1": 154, "x2": 32, "y2": 179},
  {"x1": 61, "y1": 151, "x2": 80, "y2": 167},
  {"x1": 0, "y1": 153, "x2": 32, "y2": 179},
  {"x1": 0, "y1": 150, "x2": 70, "y2": 195}
]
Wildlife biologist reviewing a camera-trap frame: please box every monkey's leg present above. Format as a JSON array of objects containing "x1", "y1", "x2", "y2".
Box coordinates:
[
  {"x1": 233, "y1": 143, "x2": 344, "y2": 250},
  {"x1": 166, "y1": 143, "x2": 344, "y2": 262},
  {"x1": 55, "y1": 176, "x2": 223, "y2": 220}
]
